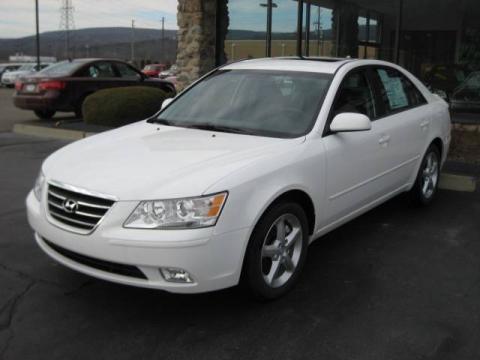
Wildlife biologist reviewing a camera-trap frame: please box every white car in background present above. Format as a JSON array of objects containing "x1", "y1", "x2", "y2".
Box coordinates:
[
  {"x1": 26, "y1": 58, "x2": 451, "y2": 299},
  {"x1": 159, "y1": 64, "x2": 178, "y2": 79},
  {"x1": 1, "y1": 63, "x2": 51, "y2": 87}
]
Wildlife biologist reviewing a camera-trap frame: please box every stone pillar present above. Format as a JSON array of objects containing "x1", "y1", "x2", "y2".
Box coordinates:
[
  {"x1": 331, "y1": 2, "x2": 359, "y2": 58},
  {"x1": 176, "y1": 0, "x2": 217, "y2": 91}
]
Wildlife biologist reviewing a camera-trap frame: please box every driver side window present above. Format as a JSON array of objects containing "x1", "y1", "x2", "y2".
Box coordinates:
[{"x1": 332, "y1": 70, "x2": 376, "y2": 120}]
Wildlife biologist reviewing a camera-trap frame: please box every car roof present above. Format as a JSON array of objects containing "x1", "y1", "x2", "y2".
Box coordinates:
[{"x1": 222, "y1": 57, "x2": 356, "y2": 74}]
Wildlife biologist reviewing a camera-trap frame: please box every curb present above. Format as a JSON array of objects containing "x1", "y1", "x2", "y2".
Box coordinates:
[
  {"x1": 13, "y1": 123, "x2": 97, "y2": 140},
  {"x1": 439, "y1": 173, "x2": 477, "y2": 192}
]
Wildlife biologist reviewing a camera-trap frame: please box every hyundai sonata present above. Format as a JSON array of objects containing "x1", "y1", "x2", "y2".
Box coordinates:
[{"x1": 26, "y1": 58, "x2": 451, "y2": 299}]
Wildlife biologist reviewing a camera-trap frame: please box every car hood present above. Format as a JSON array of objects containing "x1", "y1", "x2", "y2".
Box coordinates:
[{"x1": 43, "y1": 121, "x2": 302, "y2": 200}]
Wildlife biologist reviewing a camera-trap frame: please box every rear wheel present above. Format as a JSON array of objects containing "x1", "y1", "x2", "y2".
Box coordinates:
[
  {"x1": 34, "y1": 110, "x2": 56, "y2": 120},
  {"x1": 242, "y1": 202, "x2": 309, "y2": 300},
  {"x1": 74, "y1": 94, "x2": 89, "y2": 119},
  {"x1": 410, "y1": 144, "x2": 441, "y2": 206}
]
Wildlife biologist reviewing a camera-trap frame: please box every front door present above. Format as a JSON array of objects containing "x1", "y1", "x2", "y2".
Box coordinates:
[{"x1": 322, "y1": 68, "x2": 391, "y2": 226}]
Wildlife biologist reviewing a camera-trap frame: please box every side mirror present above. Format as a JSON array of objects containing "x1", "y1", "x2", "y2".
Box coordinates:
[
  {"x1": 161, "y1": 98, "x2": 174, "y2": 110},
  {"x1": 330, "y1": 112, "x2": 371, "y2": 133}
]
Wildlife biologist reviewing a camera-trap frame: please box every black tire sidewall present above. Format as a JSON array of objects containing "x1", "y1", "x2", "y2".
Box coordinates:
[
  {"x1": 34, "y1": 110, "x2": 56, "y2": 120},
  {"x1": 243, "y1": 202, "x2": 309, "y2": 300}
]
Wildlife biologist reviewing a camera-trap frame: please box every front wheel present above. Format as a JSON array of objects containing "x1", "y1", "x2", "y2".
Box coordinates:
[
  {"x1": 242, "y1": 202, "x2": 309, "y2": 300},
  {"x1": 410, "y1": 144, "x2": 441, "y2": 206},
  {"x1": 34, "y1": 110, "x2": 56, "y2": 120}
]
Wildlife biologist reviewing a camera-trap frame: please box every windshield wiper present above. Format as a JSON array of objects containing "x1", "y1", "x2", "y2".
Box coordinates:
[
  {"x1": 182, "y1": 123, "x2": 255, "y2": 135},
  {"x1": 147, "y1": 117, "x2": 172, "y2": 125}
]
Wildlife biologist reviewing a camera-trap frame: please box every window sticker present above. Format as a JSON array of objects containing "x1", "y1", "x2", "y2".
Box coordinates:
[{"x1": 378, "y1": 69, "x2": 409, "y2": 109}]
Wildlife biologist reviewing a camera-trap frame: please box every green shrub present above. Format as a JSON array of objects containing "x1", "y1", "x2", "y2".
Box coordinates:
[{"x1": 82, "y1": 86, "x2": 171, "y2": 127}]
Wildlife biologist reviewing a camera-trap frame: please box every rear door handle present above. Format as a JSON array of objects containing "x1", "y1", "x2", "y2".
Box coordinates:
[
  {"x1": 420, "y1": 120, "x2": 430, "y2": 129},
  {"x1": 379, "y1": 135, "x2": 391, "y2": 146}
]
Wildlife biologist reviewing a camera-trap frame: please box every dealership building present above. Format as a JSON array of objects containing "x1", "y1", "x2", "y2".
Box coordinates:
[{"x1": 175, "y1": 0, "x2": 480, "y2": 115}]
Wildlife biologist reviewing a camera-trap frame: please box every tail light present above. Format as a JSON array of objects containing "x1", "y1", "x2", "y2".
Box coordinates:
[
  {"x1": 38, "y1": 80, "x2": 66, "y2": 91},
  {"x1": 15, "y1": 81, "x2": 23, "y2": 91}
]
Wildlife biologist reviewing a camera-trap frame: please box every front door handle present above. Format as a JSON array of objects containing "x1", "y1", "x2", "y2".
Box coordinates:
[{"x1": 379, "y1": 134, "x2": 391, "y2": 146}]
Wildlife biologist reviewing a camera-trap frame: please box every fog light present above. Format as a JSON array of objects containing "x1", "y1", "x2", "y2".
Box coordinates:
[{"x1": 160, "y1": 267, "x2": 193, "y2": 283}]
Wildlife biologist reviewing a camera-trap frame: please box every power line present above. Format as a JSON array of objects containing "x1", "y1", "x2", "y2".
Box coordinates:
[{"x1": 59, "y1": 0, "x2": 75, "y2": 59}]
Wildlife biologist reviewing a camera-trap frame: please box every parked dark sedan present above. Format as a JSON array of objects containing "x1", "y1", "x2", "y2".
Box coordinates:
[{"x1": 14, "y1": 59, "x2": 176, "y2": 119}]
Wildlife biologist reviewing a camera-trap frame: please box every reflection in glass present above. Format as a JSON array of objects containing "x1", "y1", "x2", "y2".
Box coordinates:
[
  {"x1": 224, "y1": 0, "x2": 267, "y2": 61},
  {"x1": 271, "y1": 0, "x2": 299, "y2": 57},
  {"x1": 305, "y1": 4, "x2": 333, "y2": 57}
]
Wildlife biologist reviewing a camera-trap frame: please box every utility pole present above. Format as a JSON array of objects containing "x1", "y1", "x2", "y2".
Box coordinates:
[
  {"x1": 35, "y1": 0, "x2": 41, "y2": 70},
  {"x1": 313, "y1": 7, "x2": 322, "y2": 56},
  {"x1": 161, "y1": 16, "x2": 165, "y2": 63},
  {"x1": 131, "y1": 19, "x2": 135, "y2": 64},
  {"x1": 260, "y1": 1, "x2": 277, "y2": 57},
  {"x1": 296, "y1": 0, "x2": 304, "y2": 57}
]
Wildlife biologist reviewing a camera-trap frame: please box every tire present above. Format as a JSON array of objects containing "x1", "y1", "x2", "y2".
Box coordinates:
[
  {"x1": 242, "y1": 202, "x2": 309, "y2": 300},
  {"x1": 34, "y1": 110, "x2": 56, "y2": 120},
  {"x1": 74, "y1": 94, "x2": 89, "y2": 119},
  {"x1": 410, "y1": 144, "x2": 441, "y2": 206}
]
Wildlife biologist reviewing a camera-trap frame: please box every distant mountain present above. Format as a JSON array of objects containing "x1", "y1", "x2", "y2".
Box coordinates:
[
  {"x1": 227, "y1": 29, "x2": 333, "y2": 41},
  {"x1": 0, "y1": 27, "x2": 177, "y2": 62}
]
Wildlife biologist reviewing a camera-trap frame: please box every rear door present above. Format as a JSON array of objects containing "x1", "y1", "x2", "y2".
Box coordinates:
[
  {"x1": 369, "y1": 66, "x2": 430, "y2": 189},
  {"x1": 72, "y1": 61, "x2": 120, "y2": 93}
]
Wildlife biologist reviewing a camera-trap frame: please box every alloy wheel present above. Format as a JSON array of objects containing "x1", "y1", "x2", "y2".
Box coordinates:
[
  {"x1": 261, "y1": 213, "x2": 303, "y2": 288},
  {"x1": 422, "y1": 151, "x2": 439, "y2": 199}
]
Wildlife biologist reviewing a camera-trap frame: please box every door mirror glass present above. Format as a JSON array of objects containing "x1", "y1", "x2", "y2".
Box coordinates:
[
  {"x1": 161, "y1": 98, "x2": 174, "y2": 110},
  {"x1": 330, "y1": 112, "x2": 371, "y2": 133}
]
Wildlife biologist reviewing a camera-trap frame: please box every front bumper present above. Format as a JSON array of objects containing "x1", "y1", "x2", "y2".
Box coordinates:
[
  {"x1": 1, "y1": 77, "x2": 15, "y2": 86},
  {"x1": 26, "y1": 191, "x2": 250, "y2": 293}
]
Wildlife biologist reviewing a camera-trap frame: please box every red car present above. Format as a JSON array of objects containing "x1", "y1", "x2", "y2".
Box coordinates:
[
  {"x1": 142, "y1": 64, "x2": 168, "y2": 77},
  {"x1": 14, "y1": 59, "x2": 175, "y2": 119}
]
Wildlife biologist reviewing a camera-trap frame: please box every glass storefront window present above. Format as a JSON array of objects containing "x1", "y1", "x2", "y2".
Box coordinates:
[
  {"x1": 270, "y1": 0, "x2": 300, "y2": 57},
  {"x1": 224, "y1": 0, "x2": 267, "y2": 62},
  {"x1": 217, "y1": 0, "x2": 480, "y2": 118},
  {"x1": 304, "y1": 2, "x2": 333, "y2": 57}
]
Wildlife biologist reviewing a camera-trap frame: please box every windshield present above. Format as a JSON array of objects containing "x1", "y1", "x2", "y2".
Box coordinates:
[
  {"x1": 39, "y1": 61, "x2": 80, "y2": 76},
  {"x1": 157, "y1": 70, "x2": 332, "y2": 138},
  {"x1": 18, "y1": 64, "x2": 35, "y2": 71}
]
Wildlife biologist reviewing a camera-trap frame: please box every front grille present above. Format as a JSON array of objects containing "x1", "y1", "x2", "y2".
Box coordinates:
[
  {"x1": 43, "y1": 238, "x2": 147, "y2": 280},
  {"x1": 47, "y1": 183, "x2": 114, "y2": 233}
]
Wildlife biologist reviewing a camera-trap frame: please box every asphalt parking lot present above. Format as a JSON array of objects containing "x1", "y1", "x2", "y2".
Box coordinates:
[
  {"x1": 1, "y1": 132, "x2": 480, "y2": 360},
  {"x1": 0, "y1": 88, "x2": 77, "y2": 132}
]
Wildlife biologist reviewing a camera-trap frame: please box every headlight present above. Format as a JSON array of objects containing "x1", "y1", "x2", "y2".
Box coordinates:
[
  {"x1": 33, "y1": 171, "x2": 45, "y2": 201},
  {"x1": 124, "y1": 192, "x2": 228, "y2": 229}
]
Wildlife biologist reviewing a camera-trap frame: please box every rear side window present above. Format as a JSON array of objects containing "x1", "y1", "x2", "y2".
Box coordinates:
[
  {"x1": 82, "y1": 62, "x2": 117, "y2": 78},
  {"x1": 374, "y1": 67, "x2": 427, "y2": 114}
]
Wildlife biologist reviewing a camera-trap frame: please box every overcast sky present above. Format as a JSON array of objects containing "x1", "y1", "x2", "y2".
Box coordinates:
[
  {"x1": 0, "y1": 0, "x2": 178, "y2": 39},
  {"x1": 0, "y1": 0, "x2": 333, "y2": 39}
]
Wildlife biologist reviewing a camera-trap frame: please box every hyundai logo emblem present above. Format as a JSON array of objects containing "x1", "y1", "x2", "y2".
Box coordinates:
[{"x1": 62, "y1": 199, "x2": 78, "y2": 214}]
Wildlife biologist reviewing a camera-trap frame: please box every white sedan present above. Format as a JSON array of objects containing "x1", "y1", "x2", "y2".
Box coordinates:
[
  {"x1": 1, "y1": 63, "x2": 51, "y2": 87},
  {"x1": 26, "y1": 58, "x2": 451, "y2": 299}
]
